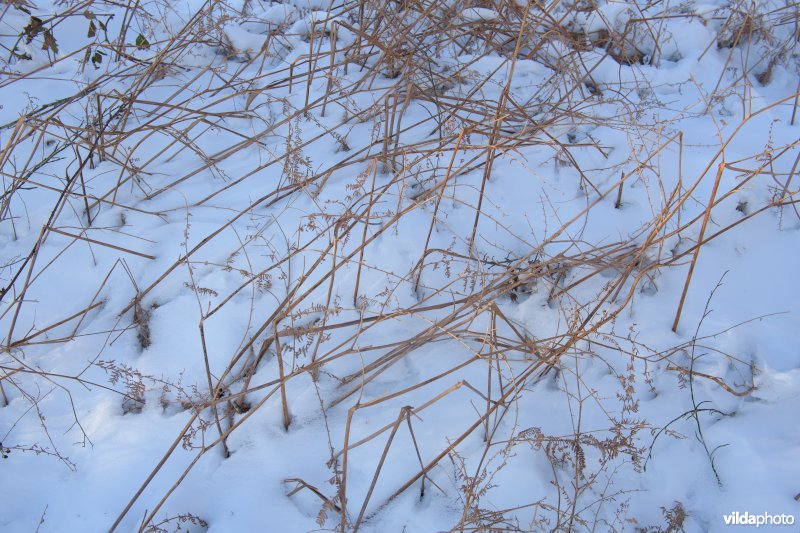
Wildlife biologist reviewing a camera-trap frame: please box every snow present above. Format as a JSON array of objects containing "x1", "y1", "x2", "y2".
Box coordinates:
[
  {"x1": 461, "y1": 8, "x2": 499, "y2": 22},
  {"x1": 0, "y1": 0, "x2": 799, "y2": 532}
]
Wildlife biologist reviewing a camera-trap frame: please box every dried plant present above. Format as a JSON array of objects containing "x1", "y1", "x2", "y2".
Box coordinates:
[{"x1": 0, "y1": 0, "x2": 797, "y2": 531}]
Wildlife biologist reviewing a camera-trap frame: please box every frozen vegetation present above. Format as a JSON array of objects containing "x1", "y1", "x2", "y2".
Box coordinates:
[{"x1": 0, "y1": 0, "x2": 799, "y2": 531}]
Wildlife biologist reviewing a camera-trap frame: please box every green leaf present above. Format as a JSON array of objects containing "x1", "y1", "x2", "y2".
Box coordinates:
[
  {"x1": 88, "y1": 20, "x2": 97, "y2": 38},
  {"x1": 135, "y1": 33, "x2": 150, "y2": 51}
]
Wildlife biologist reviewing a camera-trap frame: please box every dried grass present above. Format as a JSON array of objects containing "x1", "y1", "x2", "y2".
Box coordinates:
[{"x1": 0, "y1": 0, "x2": 798, "y2": 531}]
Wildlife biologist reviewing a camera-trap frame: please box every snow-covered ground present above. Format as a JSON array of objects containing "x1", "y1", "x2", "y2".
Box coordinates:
[{"x1": 1, "y1": 0, "x2": 799, "y2": 531}]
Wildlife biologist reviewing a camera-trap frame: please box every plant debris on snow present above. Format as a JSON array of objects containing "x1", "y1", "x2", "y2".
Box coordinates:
[{"x1": 1, "y1": 0, "x2": 799, "y2": 531}]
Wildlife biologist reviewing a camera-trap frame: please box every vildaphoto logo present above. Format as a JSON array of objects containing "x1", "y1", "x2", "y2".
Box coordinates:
[{"x1": 722, "y1": 512, "x2": 795, "y2": 527}]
